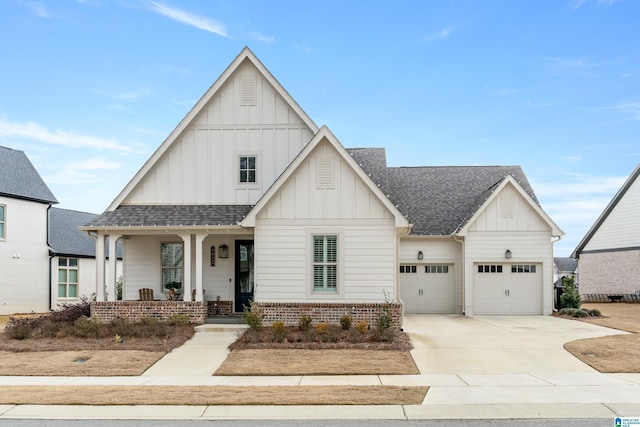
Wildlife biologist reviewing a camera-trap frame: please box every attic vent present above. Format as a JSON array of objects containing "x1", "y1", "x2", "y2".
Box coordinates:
[
  {"x1": 240, "y1": 76, "x2": 257, "y2": 106},
  {"x1": 317, "y1": 158, "x2": 335, "y2": 189},
  {"x1": 502, "y1": 196, "x2": 515, "y2": 218}
]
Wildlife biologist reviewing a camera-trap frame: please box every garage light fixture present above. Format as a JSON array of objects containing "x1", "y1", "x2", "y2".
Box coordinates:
[
  {"x1": 505, "y1": 249, "x2": 512, "y2": 259},
  {"x1": 418, "y1": 251, "x2": 424, "y2": 260}
]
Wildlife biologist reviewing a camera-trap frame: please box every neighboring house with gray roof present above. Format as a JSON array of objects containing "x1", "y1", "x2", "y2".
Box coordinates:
[
  {"x1": 0, "y1": 146, "x2": 121, "y2": 314},
  {"x1": 49, "y1": 207, "x2": 122, "y2": 308},
  {"x1": 571, "y1": 163, "x2": 640, "y2": 300},
  {"x1": 83, "y1": 48, "x2": 564, "y2": 323},
  {"x1": 0, "y1": 146, "x2": 57, "y2": 315}
]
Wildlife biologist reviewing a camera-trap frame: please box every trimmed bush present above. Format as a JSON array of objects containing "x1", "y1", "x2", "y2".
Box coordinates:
[
  {"x1": 587, "y1": 308, "x2": 601, "y2": 317},
  {"x1": 298, "y1": 314, "x2": 313, "y2": 331},
  {"x1": 272, "y1": 321, "x2": 286, "y2": 343},
  {"x1": 560, "y1": 276, "x2": 581, "y2": 310},
  {"x1": 340, "y1": 315, "x2": 352, "y2": 330},
  {"x1": 242, "y1": 300, "x2": 264, "y2": 330}
]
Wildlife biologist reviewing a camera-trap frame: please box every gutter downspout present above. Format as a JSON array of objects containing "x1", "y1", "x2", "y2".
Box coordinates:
[
  {"x1": 46, "y1": 203, "x2": 53, "y2": 311},
  {"x1": 396, "y1": 225, "x2": 412, "y2": 331},
  {"x1": 453, "y1": 234, "x2": 465, "y2": 315}
]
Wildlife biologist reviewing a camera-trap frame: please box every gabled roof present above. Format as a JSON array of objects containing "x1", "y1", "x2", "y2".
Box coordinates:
[
  {"x1": 348, "y1": 148, "x2": 557, "y2": 236},
  {"x1": 106, "y1": 47, "x2": 319, "y2": 212},
  {"x1": 0, "y1": 146, "x2": 57, "y2": 204},
  {"x1": 242, "y1": 127, "x2": 410, "y2": 229},
  {"x1": 50, "y1": 207, "x2": 122, "y2": 258},
  {"x1": 84, "y1": 204, "x2": 252, "y2": 228},
  {"x1": 571, "y1": 163, "x2": 640, "y2": 258}
]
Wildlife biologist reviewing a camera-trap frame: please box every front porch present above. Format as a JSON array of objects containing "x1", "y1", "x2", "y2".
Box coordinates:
[{"x1": 91, "y1": 299, "x2": 236, "y2": 324}]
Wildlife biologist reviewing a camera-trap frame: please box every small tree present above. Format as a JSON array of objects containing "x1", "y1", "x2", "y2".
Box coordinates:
[{"x1": 560, "y1": 276, "x2": 581, "y2": 309}]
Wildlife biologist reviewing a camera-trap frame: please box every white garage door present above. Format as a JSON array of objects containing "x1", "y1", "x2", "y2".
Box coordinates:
[
  {"x1": 400, "y1": 264, "x2": 455, "y2": 314},
  {"x1": 473, "y1": 263, "x2": 542, "y2": 315}
]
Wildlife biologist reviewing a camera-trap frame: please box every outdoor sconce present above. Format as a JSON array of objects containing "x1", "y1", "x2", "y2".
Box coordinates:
[
  {"x1": 505, "y1": 249, "x2": 512, "y2": 259},
  {"x1": 417, "y1": 251, "x2": 424, "y2": 260},
  {"x1": 219, "y1": 244, "x2": 229, "y2": 258}
]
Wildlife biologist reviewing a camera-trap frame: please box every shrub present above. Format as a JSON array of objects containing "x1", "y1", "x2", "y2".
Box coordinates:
[
  {"x1": 588, "y1": 308, "x2": 601, "y2": 317},
  {"x1": 355, "y1": 320, "x2": 368, "y2": 335},
  {"x1": 559, "y1": 307, "x2": 589, "y2": 318},
  {"x1": 298, "y1": 314, "x2": 313, "y2": 331},
  {"x1": 340, "y1": 315, "x2": 352, "y2": 330},
  {"x1": 572, "y1": 309, "x2": 589, "y2": 318},
  {"x1": 70, "y1": 316, "x2": 101, "y2": 338},
  {"x1": 242, "y1": 300, "x2": 264, "y2": 330},
  {"x1": 375, "y1": 291, "x2": 394, "y2": 336},
  {"x1": 560, "y1": 276, "x2": 581, "y2": 310},
  {"x1": 49, "y1": 297, "x2": 91, "y2": 324},
  {"x1": 39, "y1": 319, "x2": 63, "y2": 338},
  {"x1": 316, "y1": 322, "x2": 329, "y2": 334},
  {"x1": 137, "y1": 317, "x2": 170, "y2": 338},
  {"x1": 272, "y1": 321, "x2": 286, "y2": 343},
  {"x1": 5, "y1": 318, "x2": 35, "y2": 340},
  {"x1": 167, "y1": 314, "x2": 191, "y2": 326},
  {"x1": 116, "y1": 276, "x2": 123, "y2": 301}
]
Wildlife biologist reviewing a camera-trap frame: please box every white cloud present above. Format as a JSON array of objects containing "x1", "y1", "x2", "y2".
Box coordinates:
[
  {"x1": 145, "y1": 1, "x2": 229, "y2": 37},
  {"x1": 27, "y1": 2, "x2": 50, "y2": 18},
  {"x1": 571, "y1": 0, "x2": 622, "y2": 11},
  {"x1": 0, "y1": 118, "x2": 132, "y2": 152},
  {"x1": 533, "y1": 175, "x2": 626, "y2": 198},
  {"x1": 91, "y1": 88, "x2": 152, "y2": 101},
  {"x1": 595, "y1": 102, "x2": 640, "y2": 120},
  {"x1": 249, "y1": 31, "x2": 275, "y2": 43},
  {"x1": 421, "y1": 24, "x2": 462, "y2": 43}
]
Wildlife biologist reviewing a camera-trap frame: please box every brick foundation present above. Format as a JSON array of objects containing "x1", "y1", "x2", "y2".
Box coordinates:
[
  {"x1": 90, "y1": 301, "x2": 207, "y2": 324},
  {"x1": 206, "y1": 300, "x2": 234, "y2": 316},
  {"x1": 255, "y1": 302, "x2": 402, "y2": 328}
]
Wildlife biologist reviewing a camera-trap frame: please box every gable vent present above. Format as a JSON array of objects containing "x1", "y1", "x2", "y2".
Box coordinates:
[
  {"x1": 317, "y1": 158, "x2": 335, "y2": 189},
  {"x1": 502, "y1": 196, "x2": 515, "y2": 218},
  {"x1": 240, "y1": 76, "x2": 257, "y2": 106}
]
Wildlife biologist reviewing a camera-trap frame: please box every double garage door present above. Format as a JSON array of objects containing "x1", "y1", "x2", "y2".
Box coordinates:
[
  {"x1": 473, "y1": 263, "x2": 542, "y2": 315},
  {"x1": 400, "y1": 264, "x2": 455, "y2": 314}
]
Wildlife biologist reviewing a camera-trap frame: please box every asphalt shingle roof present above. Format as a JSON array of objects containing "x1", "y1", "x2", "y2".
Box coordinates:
[
  {"x1": 49, "y1": 208, "x2": 99, "y2": 257},
  {"x1": 0, "y1": 146, "x2": 57, "y2": 203},
  {"x1": 554, "y1": 257, "x2": 578, "y2": 273},
  {"x1": 85, "y1": 204, "x2": 253, "y2": 228},
  {"x1": 348, "y1": 148, "x2": 538, "y2": 235}
]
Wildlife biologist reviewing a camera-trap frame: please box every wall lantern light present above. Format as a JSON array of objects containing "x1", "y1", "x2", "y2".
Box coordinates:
[
  {"x1": 417, "y1": 250, "x2": 424, "y2": 260},
  {"x1": 219, "y1": 244, "x2": 229, "y2": 258},
  {"x1": 505, "y1": 249, "x2": 512, "y2": 259}
]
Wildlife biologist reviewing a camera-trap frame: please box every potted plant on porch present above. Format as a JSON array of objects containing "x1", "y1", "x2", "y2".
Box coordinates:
[{"x1": 164, "y1": 281, "x2": 182, "y2": 295}]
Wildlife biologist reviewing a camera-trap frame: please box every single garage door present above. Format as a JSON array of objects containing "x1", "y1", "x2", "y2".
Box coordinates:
[
  {"x1": 400, "y1": 264, "x2": 455, "y2": 314},
  {"x1": 473, "y1": 263, "x2": 542, "y2": 315}
]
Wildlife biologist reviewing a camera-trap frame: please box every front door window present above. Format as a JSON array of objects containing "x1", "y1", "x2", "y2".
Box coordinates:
[{"x1": 235, "y1": 240, "x2": 254, "y2": 312}]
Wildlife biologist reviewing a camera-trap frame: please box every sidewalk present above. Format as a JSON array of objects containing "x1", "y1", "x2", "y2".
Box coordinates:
[{"x1": 1, "y1": 321, "x2": 640, "y2": 420}]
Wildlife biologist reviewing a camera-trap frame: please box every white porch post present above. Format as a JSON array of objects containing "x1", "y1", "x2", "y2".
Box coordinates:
[
  {"x1": 107, "y1": 235, "x2": 122, "y2": 302},
  {"x1": 96, "y1": 233, "x2": 106, "y2": 301},
  {"x1": 180, "y1": 234, "x2": 192, "y2": 301},
  {"x1": 195, "y1": 234, "x2": 206, "y2": 302}
]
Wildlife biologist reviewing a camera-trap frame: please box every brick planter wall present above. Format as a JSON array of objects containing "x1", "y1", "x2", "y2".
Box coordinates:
[
  {"x1": 207, "y1": 300, "x2": 234, "y2": 316},
  {"x1": 255, "y1": 302, "x2": 402, "y2": 328},
  {"x1": 90, "y1": 301, "x2": 207, "y2": 324}
]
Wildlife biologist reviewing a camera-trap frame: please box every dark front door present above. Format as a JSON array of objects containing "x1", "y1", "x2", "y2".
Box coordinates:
[{"x1": 235, "y1": 240, "x2": 255, "y2": 312}]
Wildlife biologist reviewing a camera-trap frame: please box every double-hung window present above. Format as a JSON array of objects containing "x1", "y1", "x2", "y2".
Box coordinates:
[
  {"x1": 313, "y1": 235, "x2": 337, "y2": 292},
  {"x1": 0, "y1": 205, "x2": 5, "y2": 240},
  {"x1": 161, "y1": 243, "x2": 183, "y2": 290},
  {"x1": 58, "y1": 257, "x2": 78, "y2": 298},
  {"x1": 239, "y1": 156, "x2": 256, "y2": 183}
]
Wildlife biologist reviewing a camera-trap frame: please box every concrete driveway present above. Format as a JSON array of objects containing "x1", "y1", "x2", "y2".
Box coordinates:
[{"x1": 402, "y1": 314, "x2": 627, "y2": 375}]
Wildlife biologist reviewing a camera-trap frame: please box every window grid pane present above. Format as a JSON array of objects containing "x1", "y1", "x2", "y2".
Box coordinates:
[{"x1": 313, "y1": 235, "x2": 337, "y2": 292}]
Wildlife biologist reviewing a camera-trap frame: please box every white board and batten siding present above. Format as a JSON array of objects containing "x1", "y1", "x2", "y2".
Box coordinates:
[
  {"x1": 122, "y1": 59, "x2": 314, "y2": 206},
  {"x1": 582, "y1": 175, "x2": 640, "y2": 251},
  {"x1": 254, "y1": 140, "x2": 398, "y2": 303},
  {"x1": 463, "y1": 184, "x2": 554, "y2": 315}
]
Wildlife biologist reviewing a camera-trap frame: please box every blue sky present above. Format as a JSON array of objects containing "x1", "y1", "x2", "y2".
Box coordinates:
[{"x1": 1, "y1": 0, "x2": 638, "y2": 257}]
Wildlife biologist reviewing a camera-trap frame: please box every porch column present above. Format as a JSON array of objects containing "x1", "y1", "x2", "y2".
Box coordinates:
[
  {"x1": 95, "y1": 233, "x2": 106, "y2": 301},
  {"x1": 107, "y1": 235, "x2": 122, "y2": 302},
  {"x1": 180, "y1": 234, "x2": 192, "y2": 301},
  {"x1": 195, "y1": 234, "x2": 206, "y2": 302}
]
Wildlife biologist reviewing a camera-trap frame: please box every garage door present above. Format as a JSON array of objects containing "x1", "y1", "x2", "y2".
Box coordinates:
[
  {"x1": 400, "y1": 264, "x2": 455, "y2": 314},
  {"x1": 473, "y1": 263, "x2": 542, "y2": 315}
]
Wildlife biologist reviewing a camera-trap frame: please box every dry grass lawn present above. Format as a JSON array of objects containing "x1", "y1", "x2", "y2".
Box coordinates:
[
  {"x1": 562, "y1": 303, "x2": 640, "y2": 373},
  {"x1": 0, "y1": 385, "x2": 428, "y2": 406},
  {"x1": 0, "y1": 350, "x2": 164, "y2": 376},
  {"x1": 215, "y1": 349, "x2": 419, "y2": 376}
]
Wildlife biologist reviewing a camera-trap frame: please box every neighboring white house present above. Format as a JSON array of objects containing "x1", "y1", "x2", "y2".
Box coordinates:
[
  {"x1": 83, "y1": 47, "x2": 563, "y2": 322},
  {"x1": 571, "y1": 163, "x2": 640, "y2": 300},
  {"x1": 0, "y1": 146, "x2": 121, "y2": 315},
  {"x1": 0, "y1": 146, "x2": 57, "y2": 315},
  {"x1": 49, "y1": 207, "x2": 122, "y2": 308}
]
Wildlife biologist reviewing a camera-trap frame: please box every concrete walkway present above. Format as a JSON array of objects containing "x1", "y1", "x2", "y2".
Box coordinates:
[{"x1": 1, "y1": 316, "x2": 640, "y2": 420}]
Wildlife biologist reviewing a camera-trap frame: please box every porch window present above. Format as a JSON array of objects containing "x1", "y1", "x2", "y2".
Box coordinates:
[
  {"x1": 58, "y1": 257, "x2": 78, "y2": 298},
  {"x1": 161, "y1": 243, "x2": 183, "y2": 290},
  {"x1": 0, "y1": 205, "x2": 5, "y2": 240},
  {"x1": 239, "y1": 156, "x2": 256, "y2": 183},
  {"x1": 313, "y1": 235, "x2": 337, "y2": 292}
]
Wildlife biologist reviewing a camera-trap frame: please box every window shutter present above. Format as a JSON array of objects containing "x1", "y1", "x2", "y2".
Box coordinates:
[
  {"x1": 240, "y1": 76, "x2": 257, "y2": 106},
  {"x1": 317, "y1": 158, "x2": 335, "y2": 189}
]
